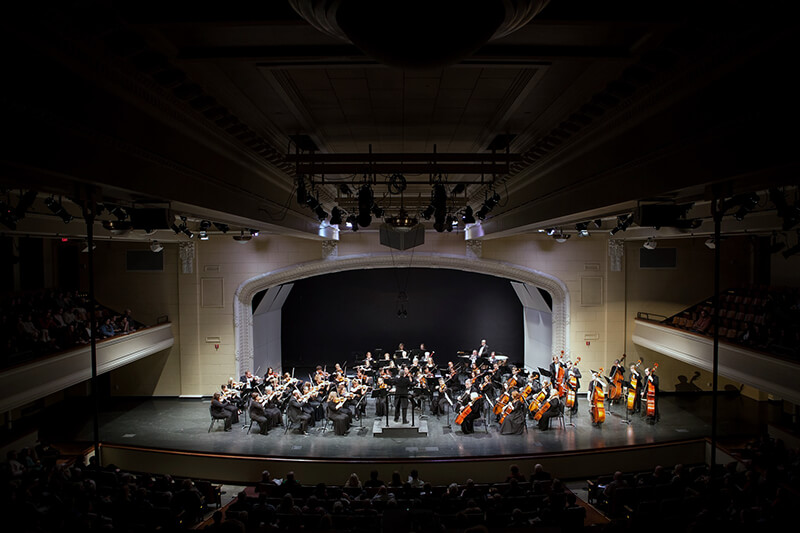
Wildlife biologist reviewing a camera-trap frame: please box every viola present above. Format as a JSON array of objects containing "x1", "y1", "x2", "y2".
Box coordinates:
[
  {"x1": 608, "y1": 353, "x2": 626, "y2": 401},
  {"x1": 455, "y1": 394, "x2": 482, "y2": 424},
  {"x1": 646, "y1": 363, "x2": 658, "y2": 418},
  {"x1": 591, "y1": 367, "x2": 606, "y2": 424},
  {"x1": 627, "y1": 359, "x2": 642, "y2": 412}
]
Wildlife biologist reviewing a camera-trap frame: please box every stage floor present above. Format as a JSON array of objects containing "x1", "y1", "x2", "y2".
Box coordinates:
[{"x1": 67, "y1": 393, "x2": 783, "y2": 461}]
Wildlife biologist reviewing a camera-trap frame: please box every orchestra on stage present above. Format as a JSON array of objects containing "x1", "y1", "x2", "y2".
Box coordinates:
[{"x1": 209, "y1": 340, "x2": 660, "y2": 436}]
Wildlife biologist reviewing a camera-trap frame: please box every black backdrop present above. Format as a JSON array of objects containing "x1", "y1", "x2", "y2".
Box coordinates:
[{"x1": 274, "y1": 268, "x2": 526, "y2": 371}]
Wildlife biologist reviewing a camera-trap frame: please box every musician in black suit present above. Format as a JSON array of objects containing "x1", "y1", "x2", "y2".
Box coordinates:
[
  {"x1": 391, "y1": 370, "x2": 413, "y2": 423},
  {"x1": 241, "y1": 370, "x2": 261, "y2": 390},
  {"x1": 477, "y1": 339, "x2": 490, "y2": 358},
  {"x1": 628, "y1": 364, "x2": 643, "y2": 413},
  {"x1": 248, "y1": 392, "x2": 270, "y2": 434},
  {"x1": 566, "y1": 361, "x2": 582, "y2": 415},
  {"x1": 210, "y1": 392, "x2": 233, "y2": 431},
  {"x1": 644, "y1": 367, "x2": 660, "y2": 422},
  {"x1": 262, "y1": 387, "x2": 283, "y2": 428},
  {"x1": 287, "y1": 390, "x2": 312, "y2": 434}
]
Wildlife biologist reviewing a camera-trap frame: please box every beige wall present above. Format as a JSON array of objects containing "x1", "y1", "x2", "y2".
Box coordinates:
[
  {"x1": 104, "y1": 230, "x2": 772, "y2": 400},
  {"x1": 92, "y1": 241, "x2": 182, "y2": 396}
]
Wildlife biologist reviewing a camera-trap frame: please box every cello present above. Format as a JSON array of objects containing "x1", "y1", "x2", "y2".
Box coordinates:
[
  {"x1": 646, "y1": 363, "x2": 658, "y2": 419},
  {"x1": 493, "y1": 391, "x2": 510, "y2": 415},
  {"x1": 533, "y1": 391, "x2": 557, "y2": 421},
  {"x1": 627, "y1": 359, "x2": 642, "y2": 412},
  {"x1": 455, "y1": 394, "x2": 482, "y2": 425},
  {"x1": 608, "y1": 354, "x2": 626, "y2": 402},
  {"x1": 590, "y1": 368, "x2": 606, "y2": 425},
  {"x1": 555, "y1": 351, "x2": 567, "y2": 397},
  {"x1": 528, "y1": 389, "x2": 548, "y2": 413},
  {"x1": 565, "y1": 357, "x2": 581, "y2": 410}
]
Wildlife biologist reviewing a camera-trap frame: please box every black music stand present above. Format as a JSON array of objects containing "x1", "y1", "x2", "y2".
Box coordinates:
[
  {"x1": 372, "y1": 388, "x2": 390, "y2": 428},
  {"x1": 620, "y1": 381, "x2": 633, "y2": 425}
]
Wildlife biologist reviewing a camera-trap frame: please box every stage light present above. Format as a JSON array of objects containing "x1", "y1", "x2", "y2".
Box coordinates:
[
  {"x1": 314, "y1": 204, "x2": 328, "y2": 221},
  {"x1": 643, "y1": 237, "x2": 657, "y2": 250},
  {"x1": 249, "y1": 228, "x2": 260, "y2": 237},
  {"x1": 545, "y1": 228, "x2": 557, "y2": 236},
  {"x1": 576, "y1": 222, "x2": 590, "y2": 237},
  {"x1": 346, "y1": 213, "x2": 358, "y2": 231},
  {"x1": 150, "y1": 240, "x2": 164, "y2": 253},
  {"x1": 233, "y1": 230, "x2": 251, "y2": 244},
  {"x1": 371, "y1": 204, "x2": 384, "y2": 218},
  {"x1": 14, "y1": 190, "x2": 37, "y2": 220},
  {"x1": 213, "y1": 222, "x2": 229, "y2": 233},
  {"x1": 182, "y1": 227, "x2": 194, "y2": 238},
  {"x1": 422, "y1": 204, "x2": 435, "y2": 220},
  {"x1": 462, "y1": 206, "x2": 476, "y2": 224},
  {"x1": 593, "y1": 219, "x2": 603, "y2": 228},
  {"x1": 705, "y1": 237, "x2": 716, "y2": 249},
  {"x1": 609, "y1": 214, "x2": 633, "y2": 235},
  {"x1": 733, "y1": 193, "x2": 759, "y2": 221},
  {"x1": 476, "y1": 190, "x2": 500, "y2": 221},
  {"x1": 198, "y1": 220, "x2": 211, "y2": 240},
  {"x1": 552, "y1": 230, "x2": 570, "y2": 243},
  {"x1": 445, "y1": 214, "x2": 456, "y2": 232},
  {"x1": 109, "y1": 205, "x2": 128, "y2": 221},
  {"x1": 45, "y1": 196, "x2": 73, "y2": 224},
  {"x1": 170, "y1": 222, "x2": 181, "y2": 235},
  {"x1": 330, "y1": 207, "x2": 343, "y2": 225}
]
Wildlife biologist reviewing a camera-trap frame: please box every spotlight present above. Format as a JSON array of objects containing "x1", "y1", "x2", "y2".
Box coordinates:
[
  {"x1": 733, "y1": 193, "x2": 759, "y2": 221},
  {"x1": 249, "y1": 228, "x2": 259, "y2": 237},
  {"x1": 461, "y1": 206, "x2": 476, "y2": 225},
  {"x1": 345, "y1": 213, "x2": 358, "y2": 231},
  {"x1": 330, "y1": 207, "x2": 343, "y2": 225},
  {"x1": 14, "y1": 190, "x2": 37, "y2": 220},
  {"x1": 553, "y1": 233, "x2": 570, "y2": 243},
  {"x1": 198, "y1": 220, "x2": 211, "y2": 240},
  {"x1": 576, "y1": 222, "x2": 590, "y2": 237},
  {"x1": 213, "y1": 222, "x2": 229, "y2": 233},
  {"x1": 705, "y1": 237, "x2": 716, "y2": 249},
  {"x1": 233, "y1": 231, "x2": 251, "y2": 244},
  {"x1": 314, "y1": 204, "x2": 328, "y2": 221},
  {"x1": 593, "y1": 219, "x2": 603, "y2": 228},
  {"x1": 643, "y1": 237, "x2": 657, "y2": 250},
  {"x1": 357, "y1": 184, "x2": 374, "y2": 228},
  {"x1": 182, "y1": 227, "x2": 194, "y2": 239},
  {"x1": 109, "y1": 205, "x2": 128, "y2": 221},
  {"x1": 44, "y1": 197, "x2": 73, "y2": 224},
  {"x1": 170, "y1": 222, "x2": 181, "y2": 235},
  {"x1": 199, "y1": 232, "x2": 209, "y2": 240},
  {"x1": 445, "y1": 214, "x2": 455, "y2": 232},
  {"x1": 476, "y1": 190, "x2": 500, "y2": 221},
  {"x1": 545, "y1": 228, "x2": 557, "y2": 236},
  {"x1": 371, "y1": 204, "x2": 384, "y2": 218},
  {"x1": 609, "y1": 214, "x2": 633, "y2": 235},
  {"x1": 150, "y1": 240, "x2": 164, "y2": 253}
]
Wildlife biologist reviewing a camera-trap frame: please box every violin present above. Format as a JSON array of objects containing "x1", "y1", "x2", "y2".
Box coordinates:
[
  {"x1": 627, "y1": 359, "x2": 642, "y2": 412},
  {"x1": 591, "y1": 367, "x2": 606, "y2": 424},
  {"x1": 646, "y1": 363, "x2": 658, "y2": 419},
  {"x1": 608, "y1": 353, "x2": 626, "y2": 401},
  {"x1": 455, "y1": 394, "x2": 482, "y2": 425}
]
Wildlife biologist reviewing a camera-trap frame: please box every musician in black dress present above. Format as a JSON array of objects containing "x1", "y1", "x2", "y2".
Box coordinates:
[
  {"x1": 249, "y1": 392, "x2": 270, "y2": 434},
  {"x1": 263, "y1": 387, "x2": 283, "y2": 428},
  {"x1": 210, "y1": 392, "x2": 233, "y2": 431},
  {"x1": 500, "y1": 390, "x2": 526, "y2": 435},
  {"x1": 391, "y1": 370, "x2": 413, "y2": 423},
  {"x1": 326, "y1": 391, "x2": 351, "y2": 435},
  {"x1": 375, "y1": 377, "x2": 389, "y2": 417},
  {"x1": 459, "y1": 392, "x2": 482, "y2": 434},
  {"x1": 537, "y1": 389, "x2": 561, "y2": 431},
  {"x1": 287, "y1": 390, "x2": 312, "y2": 434},
  {"x1": 432, "y1": 377, "x2": 453, "y2": 416},
  {"x1": 218, "y1": 387, "x2": 241, "y2": 423}
]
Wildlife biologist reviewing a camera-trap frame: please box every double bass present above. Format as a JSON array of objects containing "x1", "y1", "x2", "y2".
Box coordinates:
[
  {"x1": 627, "y1": 359, "x2": 642, "y2": 412},
  {"x1": 608, "y1": 354, "x2": 626, "y2": 402},
  {"x1": 646, "y1": 363, "x2": 659, "y2": 419},
  {"x1": 591, "y1": 368, "x2": 606, "y2": 425},
  {"x1": 564, "y1": 357, "x2": 581, "y2": 410},
  {"x1": 555, "y1": 350, "x2": 567, "y2": 397},
  {"x1": 455, "y1": 394, "x2": 482, "y2": 425}
]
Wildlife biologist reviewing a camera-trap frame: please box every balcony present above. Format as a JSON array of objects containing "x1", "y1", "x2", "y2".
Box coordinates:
[{"x1": 0, "y1": 323, "x2": 174, "y2": 413}]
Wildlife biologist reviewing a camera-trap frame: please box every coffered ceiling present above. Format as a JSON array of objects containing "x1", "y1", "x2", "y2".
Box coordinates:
[{"x1": 1, "y1": 1, "x2": 798, "y2": 243}]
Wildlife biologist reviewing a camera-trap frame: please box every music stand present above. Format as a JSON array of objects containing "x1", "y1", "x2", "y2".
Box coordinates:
[
  {"x1": 372, "y1": 388, "x2": 390, "y2": 428},
  {"x1": 620, "y1": 381, "x2": 632, "y2": 425}
]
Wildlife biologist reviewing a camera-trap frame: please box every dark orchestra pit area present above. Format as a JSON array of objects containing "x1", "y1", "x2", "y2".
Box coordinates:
[{"x1": 61, "y1": 392, "x2": 781, "y2": 461}]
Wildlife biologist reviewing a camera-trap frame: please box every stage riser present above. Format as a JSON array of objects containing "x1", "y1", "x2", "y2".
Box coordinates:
[{"x1": 101, "y1": 439, "x2": 707, "y2": 486}]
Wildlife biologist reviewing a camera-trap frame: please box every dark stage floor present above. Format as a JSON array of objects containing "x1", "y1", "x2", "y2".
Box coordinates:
[{"x1": 66, "y1": 393, "x2": 783, "y2": 460}]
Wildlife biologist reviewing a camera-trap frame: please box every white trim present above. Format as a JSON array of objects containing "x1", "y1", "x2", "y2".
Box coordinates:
[{"x1": 233, "y1": 253, "x2": 569, "y2": 376}]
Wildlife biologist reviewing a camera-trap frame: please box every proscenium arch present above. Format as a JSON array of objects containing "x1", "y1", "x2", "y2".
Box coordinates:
[{"x1": 233, "y1": 253, "x2": 570, "y2": 375}]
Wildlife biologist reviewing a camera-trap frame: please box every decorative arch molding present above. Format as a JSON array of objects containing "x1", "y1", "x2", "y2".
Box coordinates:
[{"x1": 233, "y1": 253, "x2": 570, "y2": 374}]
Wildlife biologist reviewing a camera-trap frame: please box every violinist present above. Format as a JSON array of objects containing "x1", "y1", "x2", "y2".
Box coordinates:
[
  {"x1": 500, "y1": 389, "x2": 526, "y2": 435},
  {"x1": 261, "y1": 386, "x2": 283, "y2": 428},
  {"x1": 302, "y1": 382, "x2": 323, "y2": 424},
  {"x1": 479, "y1": 374, "x2": 497, "y2": 401},
  {"x1": 263, "y1": 367, "x2": 276, "y2": 382},
  {"x1": 287, "y1": 390, "x2": 312, "y2": 434},
  {"x1": 375, "y1": 377, "x2": 389, "y2": 418},
  {"x1": 432, "y1": 377, "x2": 453, "y2": 416},
  {"x1": 326, "y1": 392, "x2": 351, "y2": 435},
  {"x1": 249, "y1": 392, "x2": 270, "y2": 435},
  {"x1": 241, "y1": 370, "x2": 261, "y2": 390}
]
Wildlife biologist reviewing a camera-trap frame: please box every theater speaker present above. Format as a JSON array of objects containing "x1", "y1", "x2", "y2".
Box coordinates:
[
  {"x1": 128, "y1": 208, "x2": 172, "y2": 232},
  {"x1": 379, "y1": 223, "x2": 425, "y2": 250}
]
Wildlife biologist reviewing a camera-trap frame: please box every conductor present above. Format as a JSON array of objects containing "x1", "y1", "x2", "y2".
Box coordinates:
[{"x1": 391, "y1": 369, "x2": 413, "y2": 424}]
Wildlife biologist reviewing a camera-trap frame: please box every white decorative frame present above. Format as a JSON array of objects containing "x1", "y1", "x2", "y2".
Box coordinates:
[{"x1": 233, "y1": 253, "x2": 570, "y2": 375}]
